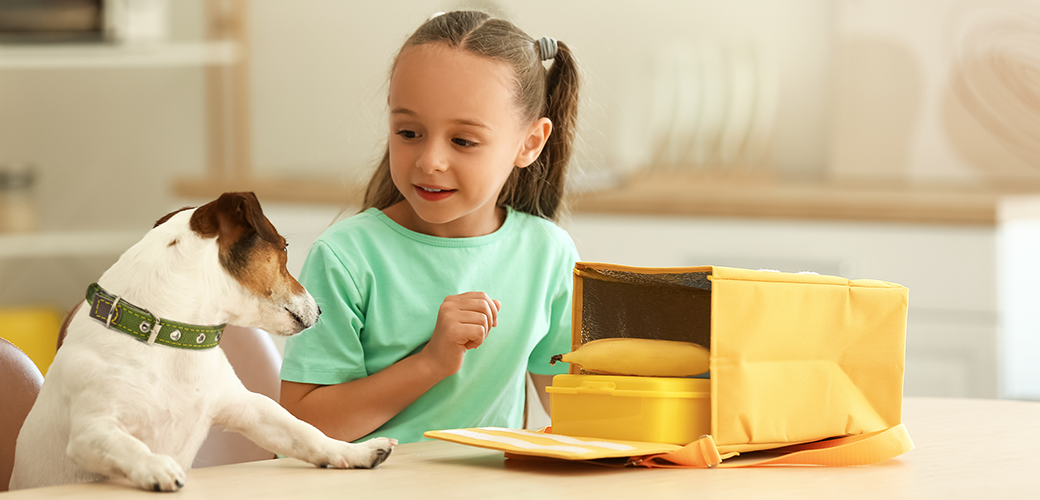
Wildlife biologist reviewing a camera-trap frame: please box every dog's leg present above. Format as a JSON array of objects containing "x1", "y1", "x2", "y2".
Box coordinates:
[
  {"x1": 216, "y1": 391, "x2": 396, "y2": 469},
  {"x1": 67, "y1": 418, "x2": 186, "y2": 492}
]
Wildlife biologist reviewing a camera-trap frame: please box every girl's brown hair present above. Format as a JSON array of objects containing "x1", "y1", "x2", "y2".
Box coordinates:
[{"x1": 362, "y1": 10, "x2": 580, "y2": 221}]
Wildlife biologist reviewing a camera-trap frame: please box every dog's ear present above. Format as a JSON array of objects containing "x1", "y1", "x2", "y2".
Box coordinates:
[
  {"x1": 154, "y1": 206, "x2": 194, "y2": 228},
  {"x1": 190, "y1": 192, "x2": 280, "y2": 243},
  {"x1": 232, "y1": 191, "x2": 281, "y2": 244}
]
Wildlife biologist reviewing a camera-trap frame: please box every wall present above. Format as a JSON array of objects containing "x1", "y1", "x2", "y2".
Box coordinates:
[
  {"x1": 248, "y1": 0, "x2": 834, "y2": 183},
  {"x1": 0, "y1": 0, "x2": 209, "y2": 232},
  {"x1": 0, "y1": 0, "x2": 835, "y2": 234},
  {"x1": 829, "y1": 0, "x2": 1040, "y2": 184}
]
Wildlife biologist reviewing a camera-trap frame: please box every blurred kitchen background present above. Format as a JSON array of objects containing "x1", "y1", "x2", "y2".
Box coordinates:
[{"x1": 3, "y1": 0, "x2": 1040, "y2": 408}]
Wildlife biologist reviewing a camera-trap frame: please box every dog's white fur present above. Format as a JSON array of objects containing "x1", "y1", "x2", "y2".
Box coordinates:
[{"x1": 9, "y1": 193, "x2": 395, "y2": 492}]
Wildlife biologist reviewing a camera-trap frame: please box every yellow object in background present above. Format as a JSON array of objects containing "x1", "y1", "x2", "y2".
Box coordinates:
[{"x1": 0, "y1": 306, "x2": 63, "y2": 375}]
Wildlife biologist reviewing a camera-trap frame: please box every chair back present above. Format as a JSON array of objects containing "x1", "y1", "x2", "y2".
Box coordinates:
[
  {"x1": 55, "y1": 301, "x2": 79, "y2": 351},
  {"x1": 0, "y1": 337, "x2": 44, "y2": 492},
  {"x1": 192, "y1": 326, "x2": 282, "y2": 467}
]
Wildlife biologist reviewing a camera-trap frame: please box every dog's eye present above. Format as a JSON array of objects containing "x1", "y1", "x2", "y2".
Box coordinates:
[{"x1": 283, "y1": 243, "x2": 288, "y2": 252}]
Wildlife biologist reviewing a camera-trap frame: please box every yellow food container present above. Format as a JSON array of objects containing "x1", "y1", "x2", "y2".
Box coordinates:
[
  {"x1": 0, "y1": 306, "x2": 62, "y2": 375},
  {"x1": 546, "y1": 374, "x2": 710, "y2": 445}
]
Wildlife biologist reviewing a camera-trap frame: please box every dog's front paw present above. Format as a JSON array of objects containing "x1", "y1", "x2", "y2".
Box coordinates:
[
  {"x1": 353, "y1": 437, "x2": 397, "y2": 469},
  {"x1": 316, "y1": 437, "x2": 397, "y2": 470},
  {"x1": 128, "y1": 454, "x2": 186, "y2": 492}
]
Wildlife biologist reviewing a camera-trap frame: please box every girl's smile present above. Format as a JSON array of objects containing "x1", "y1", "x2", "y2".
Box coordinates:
[{"x1": 415, "y1": 184, "x2": 456, "y2": 201}]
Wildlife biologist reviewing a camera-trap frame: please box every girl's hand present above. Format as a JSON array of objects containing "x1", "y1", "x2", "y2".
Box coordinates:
[{"x1": 420, "y1": 291, "x2": 501, "y2": 378}]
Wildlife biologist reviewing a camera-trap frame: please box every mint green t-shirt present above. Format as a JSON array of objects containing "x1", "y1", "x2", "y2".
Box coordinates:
[{"x1": 280, "y1": 207, "x2": 578, "y2": 444}]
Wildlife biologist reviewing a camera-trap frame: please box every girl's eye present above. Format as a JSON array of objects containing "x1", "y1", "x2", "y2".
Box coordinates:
[
  {"x1": 396, "y1": 130, "x2": 418, "y2": 139},
  {"x1": 452, "y1": 138, "x2": 477, "y2": 148}
]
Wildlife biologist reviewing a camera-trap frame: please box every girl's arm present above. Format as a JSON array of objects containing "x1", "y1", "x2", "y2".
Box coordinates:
[
  {"x1": 280, "y1": 353, "x2": 440, "y2": 442},
  {"x1": 280, "y1": 291, "x2": 500, "y2": 442}
]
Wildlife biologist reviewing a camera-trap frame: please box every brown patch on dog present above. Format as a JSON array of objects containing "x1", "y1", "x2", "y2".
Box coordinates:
[
  {"x1": 189, "y1": 192, "x2": 305, "y2": 297},
  {"x1": 168, "y1": 240, "x2": 178, "y2": 247},
  {"x1": 154, "y1": 207, "x2": 194, "y2": 228}
]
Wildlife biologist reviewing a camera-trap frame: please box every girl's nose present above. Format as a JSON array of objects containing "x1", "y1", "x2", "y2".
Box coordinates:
[{"x1": 416, "y1": 141, "x2": 449, "y2": 174}]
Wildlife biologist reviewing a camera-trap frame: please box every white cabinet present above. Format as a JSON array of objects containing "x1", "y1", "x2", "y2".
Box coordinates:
[{"x1": 0, "y1": 41, "x2": 235, "y2": 69}]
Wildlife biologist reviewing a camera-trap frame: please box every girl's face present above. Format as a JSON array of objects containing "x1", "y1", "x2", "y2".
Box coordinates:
[{"x1": 386, "y1": 43, "x2": 550, "y2": 238}]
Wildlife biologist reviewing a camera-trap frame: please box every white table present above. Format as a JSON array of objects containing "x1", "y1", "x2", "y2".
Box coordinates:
[{"x1": 2, "y1": 397, "x2": 1037, "y2": 499}]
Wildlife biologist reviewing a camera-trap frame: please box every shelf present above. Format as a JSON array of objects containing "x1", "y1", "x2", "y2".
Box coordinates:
[
  {"x1": 0, "y1": 41, "x2": 238, "y2": 69},
  {"x1": 172, "y1": 173, "x2": 1040, "y2": 225},
  {"x1": 0, "y1": 230, "x2": 144, "y2": 259},
  {"x1": 571, "y1": 174, "x2": 1040, "y2": 225},
  {"x1": 172, "y1": 175, "x2": 363, "y2": 205}
]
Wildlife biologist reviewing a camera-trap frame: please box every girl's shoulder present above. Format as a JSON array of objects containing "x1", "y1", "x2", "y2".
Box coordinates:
[
  {"x1": 322, "y1": 208, "x2": 386, "y2": 235},
  {"x1": 506, "y1": 208, "x2": 579, "y2": 261},
  {"x1": 508, "y1": 208, "x2": 575, "y2": 245}
]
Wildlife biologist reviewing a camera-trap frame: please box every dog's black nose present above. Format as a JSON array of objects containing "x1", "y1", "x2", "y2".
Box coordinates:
[{"x1": 317, "y1": 305, "x2": 322, "y2": 316}]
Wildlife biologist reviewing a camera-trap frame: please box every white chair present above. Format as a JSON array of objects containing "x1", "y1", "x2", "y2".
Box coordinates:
[{"x1": 192, "y1": 325, "x2": 282, "y2": 467}]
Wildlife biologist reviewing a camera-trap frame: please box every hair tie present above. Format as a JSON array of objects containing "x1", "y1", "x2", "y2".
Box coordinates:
[{"x1": 537, "y1": 37, "x2": 558, "y2": 61}]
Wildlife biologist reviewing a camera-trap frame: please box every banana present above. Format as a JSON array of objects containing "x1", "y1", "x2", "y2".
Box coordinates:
[{"x1": 550, "y1": 338, "x2": 710, "y2": 377}]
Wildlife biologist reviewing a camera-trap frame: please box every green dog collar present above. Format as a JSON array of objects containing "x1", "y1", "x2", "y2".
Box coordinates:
[{"x1": 86, "y1": 283, "x2": 226, "y2": 350}]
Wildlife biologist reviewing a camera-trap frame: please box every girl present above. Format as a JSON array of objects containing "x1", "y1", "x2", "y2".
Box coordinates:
[{"x1": 279, "y1": 10, "x2": 581, "y2": 444}]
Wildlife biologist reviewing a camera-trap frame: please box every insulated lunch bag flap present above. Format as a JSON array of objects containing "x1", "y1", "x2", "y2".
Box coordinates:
[{"x1": 707, "y1": 267, "x2": 909, "y2": 455}]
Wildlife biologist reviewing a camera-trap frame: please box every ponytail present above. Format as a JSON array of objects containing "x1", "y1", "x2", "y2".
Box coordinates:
[{"x1": 498, "y1": 41, "x2": 579, "y2": 221}]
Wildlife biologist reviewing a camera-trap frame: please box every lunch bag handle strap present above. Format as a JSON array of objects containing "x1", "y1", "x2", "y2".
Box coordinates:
[{"x1": 639, "y1": 424, "x2": 914, "y2": 468}]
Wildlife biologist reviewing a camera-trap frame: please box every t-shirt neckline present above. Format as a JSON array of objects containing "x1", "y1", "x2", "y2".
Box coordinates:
[{"x1": 368, "y1": 206, "x2": 517, "y2": 247}]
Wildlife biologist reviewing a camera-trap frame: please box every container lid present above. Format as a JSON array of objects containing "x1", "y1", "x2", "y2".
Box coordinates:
[{"x1": 547, "y1": 374, "x2": 710, "y2": 398}]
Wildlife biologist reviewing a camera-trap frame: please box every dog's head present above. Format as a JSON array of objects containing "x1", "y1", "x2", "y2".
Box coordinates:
[{"x1": 159, "y1": 192, "x2": 319, "y2": 336}]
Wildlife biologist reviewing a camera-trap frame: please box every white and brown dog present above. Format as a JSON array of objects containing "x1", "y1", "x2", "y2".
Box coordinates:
[{"x1": 9, "y1": 192, "x2": 395, "y2": 492}]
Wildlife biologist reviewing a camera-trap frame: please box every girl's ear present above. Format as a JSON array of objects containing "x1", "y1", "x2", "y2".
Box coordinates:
[{"x1": 514, "y1": 117, "x2": 553, "y2": 168}]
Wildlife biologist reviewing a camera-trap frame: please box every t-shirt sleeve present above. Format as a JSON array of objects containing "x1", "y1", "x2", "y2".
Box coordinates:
[
  {"x1": 527, "y1": 235, "x2": 579, "y2": 375},
  {"x1": 280, "y1": 239, "x2": 370, "y2": 385}
]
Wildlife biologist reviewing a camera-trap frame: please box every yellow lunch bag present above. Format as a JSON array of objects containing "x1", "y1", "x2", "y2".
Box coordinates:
[{"x1": 427, "y1": 263, "x2": 914, "y2": 468}]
